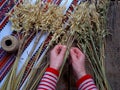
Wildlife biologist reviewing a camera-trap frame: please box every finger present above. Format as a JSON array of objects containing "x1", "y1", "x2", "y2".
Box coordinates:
[
  {"x1": 59, "y1": 45, "x2": 67, "y2": 56},
  {"x1": 72, "y1": 47, "x2": 82, "y2": 58},
  {"x1": 52, "y1": 45, "x2": 62, "y2": 54},
  {"x1": 53, "y1": 45, "x2": 61, "y2": 50},
  {"x1": 74, "y1": 48, "x2": 81, "y2": 54},
  {"x1": 70, "y1": 47, "x2": 75, "y2": 55},
  {"x1": 70, "y1": 48, "x2": 77, "y2": 60},
  {"x1": 70, "y1": 47, "x2": 78, "y2": 55}
]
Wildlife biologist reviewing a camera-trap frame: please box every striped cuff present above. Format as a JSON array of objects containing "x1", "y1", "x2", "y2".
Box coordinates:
[
  {"x1": 46, "y1": 67, "x2": 59, "y2": 77},
  {"x1": 76, "y1": 74, "x2": 92, "y2": 88}
]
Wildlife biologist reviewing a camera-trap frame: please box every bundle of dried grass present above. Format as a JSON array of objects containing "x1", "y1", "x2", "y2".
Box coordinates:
[
  {"x1": 69, "y1": 0, "x2": 111, "y2": 89},
  {"x1": 1, "y1": 0, "x2": 67, "y2": 90},
  {"x1": 1, "y1": 0, "x2": 111, "y2": 90},
  {"x1": 9, "y1": 1, "x2": 65, "y2": 33}
]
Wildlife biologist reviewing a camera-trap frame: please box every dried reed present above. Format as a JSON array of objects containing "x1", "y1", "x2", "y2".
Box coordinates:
[
  {"x1": 2, "y1": 0, "x2": 66, "y2": 90},
  {"x1": 1, "y1": 0, "x2": 111, "y2": 90},
  {"x1": 69, "y1": 0, "x2": 111, "y2": 89}
]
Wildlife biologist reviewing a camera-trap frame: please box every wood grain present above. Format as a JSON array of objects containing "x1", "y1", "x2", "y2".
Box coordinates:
[{"x1": 105, "y1": 1, "x2": 120, "y2": 90}]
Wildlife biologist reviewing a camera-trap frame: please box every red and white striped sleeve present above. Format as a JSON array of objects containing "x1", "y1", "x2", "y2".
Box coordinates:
[
  {"x1": 76, "y1": 74, "x2": 98, "y2": 90},
  {"x1": 37, "y1": 67, "x2": 59, "y2": 90}
]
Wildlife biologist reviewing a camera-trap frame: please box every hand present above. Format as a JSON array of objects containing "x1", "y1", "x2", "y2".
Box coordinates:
[
  {"x1": 70, "y1": 47, "x2": 86, "y2": 79},
  {"x1": 50, "y1": 45, "x2": 67, "y2": 70}
]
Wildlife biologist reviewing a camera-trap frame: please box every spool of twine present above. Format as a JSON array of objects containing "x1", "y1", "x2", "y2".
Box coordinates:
[{"x1": 1, "y1": 35, "x2": 19, "y2": 53}]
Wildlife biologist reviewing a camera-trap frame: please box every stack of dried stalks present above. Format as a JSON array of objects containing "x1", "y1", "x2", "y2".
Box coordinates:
[
  {"x1": 1, "y1": 0, "x2": 111, "y2": 90},
  {"x1": 69, "y1": 0, "x2": 111, "y2": 89},
  {"x1": 2, "y1": 0, "x2": 66, "y2": 90}
]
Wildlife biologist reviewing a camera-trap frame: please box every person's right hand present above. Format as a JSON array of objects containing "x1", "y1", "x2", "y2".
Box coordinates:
[{"x1": 70, "y1": 47, "x2": 86, "y2": 80}]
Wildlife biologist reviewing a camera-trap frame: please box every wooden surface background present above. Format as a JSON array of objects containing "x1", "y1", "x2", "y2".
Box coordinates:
[{"x1": 105, "y1": 1, "x2": 120, "y2": 90}]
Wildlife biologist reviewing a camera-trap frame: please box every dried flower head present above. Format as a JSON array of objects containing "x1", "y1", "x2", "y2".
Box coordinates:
[{"x1": 9, "y1": 0, "x2": 66, "y2": 34}]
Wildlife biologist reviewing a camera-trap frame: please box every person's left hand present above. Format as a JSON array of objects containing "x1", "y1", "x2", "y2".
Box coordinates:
[{"x1": 50, "y1": 45, "x2": 67, "y2": 70}]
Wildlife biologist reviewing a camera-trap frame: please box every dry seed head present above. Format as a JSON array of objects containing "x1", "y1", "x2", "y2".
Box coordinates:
[
  {"x1": 70, "y1": 2, "x2": 91, "y2": 33},
  {"x1": 9, "y1": 1, "x2": 66, "y2": 34},
  {"x1": 70, "y1": 0, "x2": 105, "y2": 35}
]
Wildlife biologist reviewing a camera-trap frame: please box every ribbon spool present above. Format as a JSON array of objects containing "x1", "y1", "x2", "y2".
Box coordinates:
[{"x1": 1, "y1": 35, "x2": 19, "y2": 53}]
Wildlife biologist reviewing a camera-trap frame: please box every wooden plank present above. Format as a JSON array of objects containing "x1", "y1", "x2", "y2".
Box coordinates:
[{"x1": 105, "y1": 1, "x2": 120, "y2": 90}]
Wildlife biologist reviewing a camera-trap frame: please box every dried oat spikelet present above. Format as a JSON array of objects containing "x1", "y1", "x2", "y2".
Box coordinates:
[
  {"x1": 70, "y1": 2, "x2": 91, "y2": 33},
  {"x1": 9, "y1": 1, "x2": 66, "y2": 34}
]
